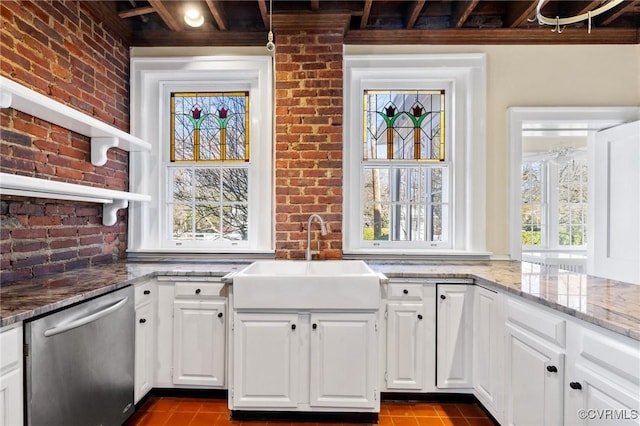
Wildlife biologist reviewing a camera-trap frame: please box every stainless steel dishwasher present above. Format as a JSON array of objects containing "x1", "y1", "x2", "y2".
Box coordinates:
[{"x1": 24, "y1": 285, "x2": 135, "y2": 426}]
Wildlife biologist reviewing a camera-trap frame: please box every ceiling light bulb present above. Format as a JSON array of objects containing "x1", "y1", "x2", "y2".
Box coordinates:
[{"x1": 184, "y1": 8, "x2": 204, "y2": 27}]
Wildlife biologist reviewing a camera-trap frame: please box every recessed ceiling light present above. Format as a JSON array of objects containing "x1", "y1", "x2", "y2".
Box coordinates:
[{"x1": 184, "y1": 7, "x2": 204, "y2": 28}]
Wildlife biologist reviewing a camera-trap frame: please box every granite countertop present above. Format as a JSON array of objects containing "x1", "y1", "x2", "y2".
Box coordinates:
[{"x1": 1, "y1": 260, "x2": 639, "y2": 341}]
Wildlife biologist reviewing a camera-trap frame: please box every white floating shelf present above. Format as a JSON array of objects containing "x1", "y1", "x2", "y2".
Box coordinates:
[
  {"x1": 0, "y1": 173, "x2": 151, "y2": 226},
  {"x1": 0, "y1": 76, "x2": 151, "y2": 166}
]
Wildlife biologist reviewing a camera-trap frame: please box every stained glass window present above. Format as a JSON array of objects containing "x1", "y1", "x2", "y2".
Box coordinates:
[
  {"x1": 168, "y1": 91, "x2": 250, "y2": 243},
  {"x1": 364, "y1": 90, "x2": 444, "y2": 161},
  {"x1": 171, "y1": 92, "x2": 249, "y2": 162}
]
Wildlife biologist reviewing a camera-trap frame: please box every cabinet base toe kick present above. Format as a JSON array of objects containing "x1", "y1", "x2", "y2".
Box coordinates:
[{"x1": 230, "y1": 410, "x2": 378, "y2": 423}]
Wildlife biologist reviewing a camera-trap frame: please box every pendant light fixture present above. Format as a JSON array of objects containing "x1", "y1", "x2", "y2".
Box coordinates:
[
  {"x1": 266, "y1": 0, "x2": 275, "y2": 52},
  {"x1": 184, "y1": 5, "x2": 204, "y2": 28}
]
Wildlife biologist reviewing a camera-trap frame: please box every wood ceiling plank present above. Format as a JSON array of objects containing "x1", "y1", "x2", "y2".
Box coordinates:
[
  {"x1": 361, "y1": 0, "x2": 373, "y2": 29},
  {"x1": 406, "y1": 1, "x2": 427, "y2": 29},
  {"x1": 453, "y1": 0, "x2": 480, "y2": 28},
  {"x1": 148, "y1": 0, "x2": 183, "y2": 31},
  {"x1": 118, "y1": 6, "x2": 155, "y2": 19},
  {"x1": 505, "y1": 1, "x2": 538, "y2": 27},
  {"x1": 131, "y1": 30, "x2": 266, "y2": 46},
  {"x1": 344, "y1": 27, "x2": 639, "y2": 44},
  {"x1": 205, "y1": 0, "x2": 228, "y2": 31},
  {"x1": 600, "y1": 0, "x2": 639, "y2": 26},
  {"x1": 258, "y1": 0, "x2": 269, "y2": 28}
]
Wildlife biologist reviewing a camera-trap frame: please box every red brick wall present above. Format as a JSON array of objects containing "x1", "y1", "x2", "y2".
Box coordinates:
[
  {"x1": 273, "y1": 23, "x2": 346, "y2": 260},
  {"x1": 0, "y1": 1, "x2": 130, "y2": 284}
]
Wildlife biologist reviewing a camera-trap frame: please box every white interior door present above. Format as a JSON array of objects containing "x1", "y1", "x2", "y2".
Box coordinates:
[{"x1": 589, "y1": 121, "x2": 640, "y2": 284}]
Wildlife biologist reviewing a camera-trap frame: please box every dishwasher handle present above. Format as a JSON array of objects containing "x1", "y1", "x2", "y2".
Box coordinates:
[{"x1": 43, "y1": 296, "x2": 130, "y2": 337}]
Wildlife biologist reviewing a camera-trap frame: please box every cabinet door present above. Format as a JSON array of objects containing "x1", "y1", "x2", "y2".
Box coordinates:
[
  {"x1": 386, "y1": 302, "x2": 425, "y2": 390},
  {"x1": 135, "y1": 302, "x2": 154, "y2": 402},
  {"x1": 0, "y1": 324, "x2": 23, "y2": 426},
  {"x1": 437, "y1": 284, "x2": 473, "y2": 388},
  {"x1": 473, "y1": 287, "x2": 503, "y2": 420},
  {"x1": 505, "y1": 324, "x2": 564, "y2": 426},
  {"x1": 565, "y1": 363, "x2": 640, "y2": 426},
  {"x1": 233, "y1": 313, "x2": 299, "y2": 408},
  {"x1": 309, "y1": 313, "x2": 377, "y2": 409},
  {"x1": 173, "y1": 299, "x2": 226, "y2": 387}
]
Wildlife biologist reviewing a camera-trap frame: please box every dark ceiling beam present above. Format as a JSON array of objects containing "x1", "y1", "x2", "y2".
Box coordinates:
[
  {"x1": 344, "y1": 27, "x2": 639, "y2": 44},
  {"x1": 573, "y1": 1, "x2": 606, "y2": 16},
  {"x1": 118, "y1": 6, "x2": 155, "y2": 19},
  {"x1": 148, "y1": 0, "x2": 183, "y2": 31},
  {"x1": 453, "y1": 0, "x2": 480, "y2": 28},
  {"x1": 360, "y1": 0, "x2": 372, "y2": 29},
  {"x1": 505, "y1": 1, "x2": 538, "y2": 27},
  {"x1": 600, "y1": 0, "x2": 640, "y2": 26},
  {"x1": 205, "y1": 0, "x2": 227, "y2": 31},
  {"x1": 406, "y1": 1, "x2": 426, "y2": 29},
  {"x1": 131, "y1": 30, "x2": 266, "y2": 46},
  {"x1": 258, "y1": 0, "x2": 269, "y2": 28}
]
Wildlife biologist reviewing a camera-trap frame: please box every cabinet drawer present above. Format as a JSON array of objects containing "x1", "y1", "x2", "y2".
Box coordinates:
[
  {"x1": 577, "y1": 325, "x2": 640, "y2": 386},
  {"x1": 506, "y1": 298, "x2": 566, "y2": 348},
  {"x1": 174, "y1": 281, "x2": 225, "y2": 298},
  {"x1": 0, "y1": 324, "x2": 22, "y2": 373},
  {"x1": 388, "y1": 283, "x2": 423, "y2": 300},
  {"x1": 134, "y1": 281, "x2": 154, "y2": 306}
]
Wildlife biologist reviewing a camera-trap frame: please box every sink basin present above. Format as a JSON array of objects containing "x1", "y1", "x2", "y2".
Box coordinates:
[{"x1": 232, "y1": 260, "x2": 382, "y2": 310}]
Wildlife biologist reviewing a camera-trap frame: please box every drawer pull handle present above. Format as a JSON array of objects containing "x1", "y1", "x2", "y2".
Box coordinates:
[
  {"x1": 440, "y1": 294, "x2": 446, "y2": 300},
  {"x1": 569, "y1": 382, "x2": 582, "y2": 390},
  {"x1": 291, "y1": 324, "x2": 296, "y2": 330},
  {"x1": 218, "y1": 312, "x2": 223, "y2": 318},
  {"x1": 403, "y1": 289, "x2": 409, "y2": 294},
  {"x1": 139, "y1": 318, "x2": 146, "y2": 324},
  {"x1": 417, "y1": 314, "x2": 423, "y2": 320},
  {"x1": 195, "y1": 288, "x2": 201, "y2": 295},
  {"x1": 312, "y1": 323, "x2": 317, "y2": 330},
  {"x1": 143, "y1": 290, "x2": 151, "y2": 295},
  {"x1": 546, "y1": 365, "x2": 557, "y2": 373}
]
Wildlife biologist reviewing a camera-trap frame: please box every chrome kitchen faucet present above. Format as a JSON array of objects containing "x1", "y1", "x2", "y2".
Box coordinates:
[{"x1": 305, "y1": 214, "x2": 328, "y2": 261}]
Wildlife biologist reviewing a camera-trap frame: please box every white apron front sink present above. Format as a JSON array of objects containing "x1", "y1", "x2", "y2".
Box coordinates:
[{"x1": 232, "y1": 260, "x2": 382, "y2": 310}]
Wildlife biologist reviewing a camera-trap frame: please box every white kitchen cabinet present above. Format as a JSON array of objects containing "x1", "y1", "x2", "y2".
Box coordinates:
[
  {"x1": 232, "y1": 312, "x2": 300, "y2": 408},
  {"x1": 172, "y1": 281, "x2": 226, "y2": 387},
  {"x1": 436, "y1": 284, "x2": 473, "y2": 389},
  {"x1": 309, "y1": 313, "x2": 377, "y2": 408},
  {"x1": 504, "y1": 324, "x2": 565, "y2": 426},
  {"x1": 232, "y1": 311, "x2": 378, "y2": 411},
  {"x1": 564, "y1": 321, "x2": 640, "y2": 426},
  {"x1": 473, "y1": 285, "x2": 504, "y2": 422},
  {"x1": 134, "y1": 279, "x2": 156, "y2": 403},
  {"x1": 0, "y1": 323, "x2": 23, "y2": 426},
  {"x1": 385, "y1": 302, "x2": 425, "y2": 390}
]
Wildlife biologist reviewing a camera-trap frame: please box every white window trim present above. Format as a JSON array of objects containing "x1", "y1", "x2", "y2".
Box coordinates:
[
  {"x1": 343, "y1": 54, "x2": 488, "y2": 257},
  {"x1": 128, "y1": 56, "x2": 273, "y2": 254},
  {"x1": 507, "y1": 106, "x2": 640, "y2": 261}
]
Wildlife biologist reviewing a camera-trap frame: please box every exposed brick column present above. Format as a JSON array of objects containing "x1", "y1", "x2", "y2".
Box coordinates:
[{"x1": 272, "y1": 13, "x2": 350, "y2": 260}]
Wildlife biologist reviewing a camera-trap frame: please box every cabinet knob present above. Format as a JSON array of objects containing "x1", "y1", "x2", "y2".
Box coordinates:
[
  {"x1": 403, "y1": 289, "x2": 409, "y2": 294},
  {"x1": 312, "y1": 323, "x2": 317, "y2": 330},
  {"x1": 569, "y1": 382, "x2": 582, "y2": 390},
  {"x1": 291, "y1": 324, "x2": 296, "y2": 330},
  {"x1": 546, "y1": 365, "x2": 558, "y2": 373},
  {"x1": 440, "y1": 294, "x2": 446, "y2": 300},
  {"x1": 218, "y1": 312, "x2": 223, "y2": 318},
  {"x1": 139, "y1": 318, "x2": 146, "y2": 324},
  {"x1": 195, "y1": 288, "x2": 201, "y2": 295},
  {"x1": 143, "y1": 290, "x2": 151, "y2": 295},
  {"x1": 417, "y1": 314, "x2": 423, "y2": 320}
]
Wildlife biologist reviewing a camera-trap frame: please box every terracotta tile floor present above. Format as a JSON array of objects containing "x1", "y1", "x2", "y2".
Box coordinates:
[{"x1": 124, "y1": 397, "x2": 496, "y2": 426}]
